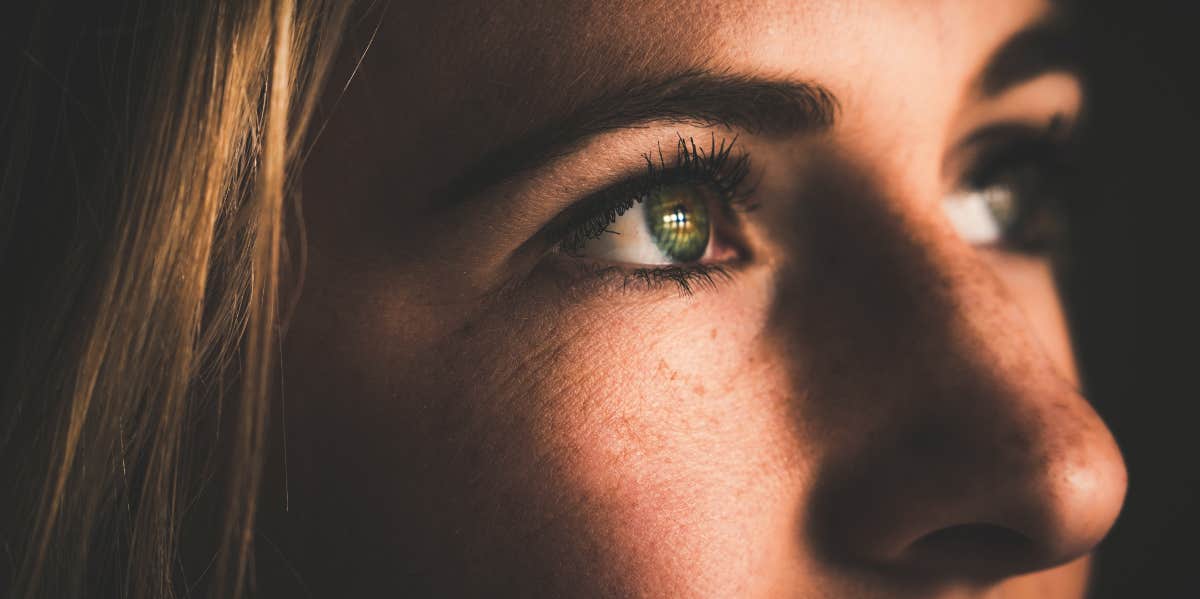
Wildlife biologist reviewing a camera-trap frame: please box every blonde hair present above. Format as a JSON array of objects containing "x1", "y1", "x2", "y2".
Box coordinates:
[{"x1": 1, "y1": 2, "x2": 353, "y2": 596}]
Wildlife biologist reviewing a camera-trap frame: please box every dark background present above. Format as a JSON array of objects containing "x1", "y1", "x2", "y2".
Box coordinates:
[{"x1": 1067, "y1": 1, "x2": 1198, "y2": 596}]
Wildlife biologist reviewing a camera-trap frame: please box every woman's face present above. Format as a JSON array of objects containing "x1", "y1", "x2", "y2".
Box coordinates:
[{"x1": 282, "y1": 1, "x2": 1127, "y2": 596}]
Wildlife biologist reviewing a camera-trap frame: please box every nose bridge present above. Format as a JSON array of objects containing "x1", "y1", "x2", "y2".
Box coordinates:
[
  {"x1": 774, "y1": 165, "x2": 1126, "y2": 580},
  {"x1": 779, "y1": 162, "x2": 1056, "y2": 421}
]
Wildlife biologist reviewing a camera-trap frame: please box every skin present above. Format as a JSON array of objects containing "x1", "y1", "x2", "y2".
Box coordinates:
[{"x1": 273, "y1": 1, "x2": 1128, "y2": 597}]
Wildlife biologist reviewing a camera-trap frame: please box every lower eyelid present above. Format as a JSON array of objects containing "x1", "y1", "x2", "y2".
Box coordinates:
[
  {"x1": 536, "y1": 252, "x2": 740, "y2": 298},
  {"x1": 627, "y1": 264, "x2": 736, "y2": 295}
]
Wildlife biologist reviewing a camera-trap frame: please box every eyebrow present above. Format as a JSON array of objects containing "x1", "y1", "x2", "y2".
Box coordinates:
[
  {"x1": 440, "y1": 71, "x2": 839, "y2": 205},
  {"x1": 977, "y1": 16, "x2": 1081, "y2": 97}
]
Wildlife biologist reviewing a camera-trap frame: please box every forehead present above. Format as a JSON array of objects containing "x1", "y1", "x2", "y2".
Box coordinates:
[
  {"x1": 323, "y1": 0, "x2": 1052, "y2": 210},
  {"x1": 368, "y1": 0, "x2": 1048, "y2": 113}
]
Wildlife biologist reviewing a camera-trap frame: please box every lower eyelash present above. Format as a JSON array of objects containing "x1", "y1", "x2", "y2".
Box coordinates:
[
  {"x1": 544, "y1": 257, "x2": 736, "y2": 297},
  {"x1": 626, "y1": 265, "x2": 734, "y2": 295},
  {"x1": 565, "y1": 263, "x2": 731, "y2": 296}
]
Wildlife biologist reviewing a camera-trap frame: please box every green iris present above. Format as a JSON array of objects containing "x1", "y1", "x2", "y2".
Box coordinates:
[{"x1": 643, "y1": 184, "x2": 710, "y2": 263}]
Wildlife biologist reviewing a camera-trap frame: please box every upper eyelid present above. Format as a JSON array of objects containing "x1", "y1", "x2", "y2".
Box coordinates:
[
  {"x1": 943, "y1": 116, "x2": 1077, "y2": 190},
  {"x1": 486, "y1": 124, "x2": 758, "y2": 266}
]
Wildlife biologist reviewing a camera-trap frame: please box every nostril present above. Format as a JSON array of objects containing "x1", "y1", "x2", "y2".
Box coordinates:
[
  {"x1": 916, "y1": 523, "x2": 1032, "y2": 554},
  {"x1": 907, "y1": 524, "x2": 1037, "y2": 579}
]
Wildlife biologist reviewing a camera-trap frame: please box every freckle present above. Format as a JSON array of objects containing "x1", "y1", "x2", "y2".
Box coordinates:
[
  {"x1": 693, "y1": 383, "x2": 706, "y2": 397},
  {"x1": 456, "y1": 321, "x2": 475, "y2": 338},
  {"x1": 710, "y1": 328, "x2": 717, "y2": 339}
]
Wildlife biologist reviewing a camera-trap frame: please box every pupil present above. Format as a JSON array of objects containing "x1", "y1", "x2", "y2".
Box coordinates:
[
  {"x1": 644, "y1": 185, "x2": 710, "y2": 263},
  {"x1": 663, "y1": 206, "x2": 689, "y2": 228}
]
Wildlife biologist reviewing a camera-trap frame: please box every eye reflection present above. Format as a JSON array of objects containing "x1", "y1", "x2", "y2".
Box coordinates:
[
  {"x1": 943, "y1": 184, "x2": 1017, "y2": 246},
  {"x1": 645, "y1": 184, "x2": 711, "y2": 262}
]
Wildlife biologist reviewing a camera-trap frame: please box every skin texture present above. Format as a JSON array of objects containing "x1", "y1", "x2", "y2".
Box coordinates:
[{"x1": 274, "y1": 1, "x2": 1128, "y2": 597}]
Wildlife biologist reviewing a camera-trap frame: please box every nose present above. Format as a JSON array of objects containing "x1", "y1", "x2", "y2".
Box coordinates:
[
  {"x1": 815, "y1": 371, "x2": 1127, "y2": 581},
  {"x1": 786, "y1": 176, "x2": 1127, "y2": 582}
]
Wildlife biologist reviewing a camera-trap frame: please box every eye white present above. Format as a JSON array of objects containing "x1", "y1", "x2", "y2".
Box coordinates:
[
  {"x1": 942, "y1": 185, "x2": 1016, "y2": 245},
  {"x1": 578, "y1": 201, "x2": 674, "y2": 265}
]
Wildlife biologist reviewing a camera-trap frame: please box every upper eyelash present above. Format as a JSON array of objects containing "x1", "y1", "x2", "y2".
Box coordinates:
[
  {"x1": 961, "y1": 116, "x2": 1076, "y2": 189},
  {"x1": 558, "y1": 133, "x2": 753, "y2": 255},
  {"x1": 966, "y1": 139, "x2": 1073, "y2": 191}
]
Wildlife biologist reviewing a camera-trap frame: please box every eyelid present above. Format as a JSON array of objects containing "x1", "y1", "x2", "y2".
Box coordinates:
[
  {"x1": 493, "y1": 126, "x2": 734, "y2": 254},
  {"x1": 945, "y1": 115, "x2": 1075, "y2": 190},
  {"x1": 949, "y1": 71, "x2": 1083, "y2": 166}
]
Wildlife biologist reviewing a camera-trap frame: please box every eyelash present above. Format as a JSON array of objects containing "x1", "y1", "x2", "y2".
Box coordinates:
[
  {"x1": 554, "y1": 134, "x2": 754, "y2": 292},
  {"x1": 577, "y1": 264, "x2": 737, "y2": 295}
]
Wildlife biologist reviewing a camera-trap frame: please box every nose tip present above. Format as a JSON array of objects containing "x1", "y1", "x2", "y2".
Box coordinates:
[
  {"x1": 1054, "y1": 440, "x2": 1127, "y2": 557},
  {"x1": 1033, "y1": 439, "x2": 1127, "y2": 561}
]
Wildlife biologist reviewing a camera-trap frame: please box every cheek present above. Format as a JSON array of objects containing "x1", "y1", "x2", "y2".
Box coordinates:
[
  {"x1": 472, "y1": 275, "x2": 809, "y2": 595},
  {"x1": 980, "y1": 251, "x2": 1078, "y2": 384},
  {"x1": 285, "y1": 261, "x2": 810, "y2": 595}
]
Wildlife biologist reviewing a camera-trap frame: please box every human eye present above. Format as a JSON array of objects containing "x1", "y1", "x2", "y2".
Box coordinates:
[
  {"x1": 943, "y1": 120, "x2": 1075, "y2": 254},
  {"x1": 551, "y1": 134, "x2": 756, "y2": 292}
]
